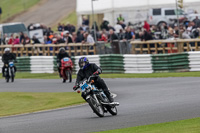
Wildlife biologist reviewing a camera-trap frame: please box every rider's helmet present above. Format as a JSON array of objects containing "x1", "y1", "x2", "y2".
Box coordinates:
[
  {"x1": 4, "y1": 48, "x2": 10, "y2": 54},
  {"x1": 79, "y1": 57, "x2": 89, "y2": 70},
  {"x1": 59, "y1": 47, "x2": 65, "y2": 54}
]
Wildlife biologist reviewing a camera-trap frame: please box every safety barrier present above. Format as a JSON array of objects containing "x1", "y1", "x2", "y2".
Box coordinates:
[
  {"x1": 188, "y1": 51, "x2": 200, "y2": 72},
  {"x1": 30, "y1": 56, "x2": 54, "y2": 73},
  {"x1": 124, "y1": 55, "x2": 153, "y2": 73},
  {"x1": 152, "y1": 53, "x2": 190, "y2": 73},
  {"x1": 2, "y1": 52, "x2": 200, "y2": 74}
]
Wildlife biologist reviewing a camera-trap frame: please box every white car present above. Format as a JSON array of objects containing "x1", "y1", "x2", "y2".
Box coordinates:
[{"x1": 147, "y1": 8, "x2": 186, "y2": 26}]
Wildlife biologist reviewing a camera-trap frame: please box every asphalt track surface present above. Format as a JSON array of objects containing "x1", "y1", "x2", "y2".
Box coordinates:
[
  {"x1": 0, "y1": 77, "x2": 200, "y2": 133},
  {"x1": 11, "y1": 0, "x2": 76, "y2": 26}
]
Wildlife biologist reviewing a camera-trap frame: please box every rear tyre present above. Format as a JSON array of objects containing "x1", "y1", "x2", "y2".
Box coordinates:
[
  {"x1": 6, "y1": 77, "x2": 9, "y2": 83},
  {"x1": 69, "y1": 70, "x2": 72, "y2": 83},
  {"x1": 87, "y1": 95, "x2": 104, "y2": 117},
  {"x1": 107, "y1": 106, "x2": 117, "y2": 116}
]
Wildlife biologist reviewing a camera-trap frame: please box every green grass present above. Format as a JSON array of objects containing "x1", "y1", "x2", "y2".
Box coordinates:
[
  {"x1": 0, "y1": 92, "x2": 85, "y2": 117},
  {"x1": 52, "y1": 11, "x2": 77, "y2": 31},
  {"x1": 1, "y1": 72, "x2": 200, "y2": 79},
  {"x1": 94, "y1": 117, "x2": 200, "y2": 133},
  {"x1": 0, "y1": 0, "x2": 40, "y2": 22}
]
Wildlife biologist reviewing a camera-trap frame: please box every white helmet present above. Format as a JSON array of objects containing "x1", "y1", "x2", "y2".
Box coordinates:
[{"x1": 4, "y1": 48, "x2": 10, "y2": 52}]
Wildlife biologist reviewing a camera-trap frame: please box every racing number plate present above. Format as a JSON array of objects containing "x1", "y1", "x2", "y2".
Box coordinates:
[{"x1": 80, "y1": 82, "x2": 89, "y2": 91}]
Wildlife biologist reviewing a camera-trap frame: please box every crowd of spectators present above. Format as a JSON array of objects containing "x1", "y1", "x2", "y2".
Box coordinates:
[{"x1": 0, "y1": 14, "x2": 200, "y2": 46}]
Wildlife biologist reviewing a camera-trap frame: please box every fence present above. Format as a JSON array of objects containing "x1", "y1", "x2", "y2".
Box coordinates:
[
  {"x1": 0, "y1": 43, "x2": 96, "y2": 57},
  {"x1": 131, "y1": 39, "x2": 200, "y2": 54},
  {"x1": 188, "y1": 52, "x2": 200, "y2": 72},
  {"x1": 1, "y1": 39, "x2": 200, "y2": 56}
]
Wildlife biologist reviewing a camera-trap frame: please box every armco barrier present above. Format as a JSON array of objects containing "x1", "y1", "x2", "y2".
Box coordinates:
[
  {"x1": 188, "y1": 51, "x2": 200, "y2": 72},
  {"x1": 151, "y1": 53, "x2": 190, "y2": 72},
  {"x1": 124, "y1": 55, "x2": 153, "y2": 73}
]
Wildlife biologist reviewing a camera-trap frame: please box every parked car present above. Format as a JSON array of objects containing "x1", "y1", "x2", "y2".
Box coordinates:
[
  {"x1": 0, "y1": 22, "x2": 29, "y2": 40},
  {"x1": 147, "y1": 8, "x2": 186, "y2": 26}
]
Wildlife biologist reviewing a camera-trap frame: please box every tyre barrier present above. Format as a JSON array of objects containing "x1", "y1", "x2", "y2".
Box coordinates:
[{"x1": 1, "y1": 52, "x2": 200, "y2": 74}]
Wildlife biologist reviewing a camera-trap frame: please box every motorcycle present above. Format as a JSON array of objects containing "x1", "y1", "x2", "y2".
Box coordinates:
[
  {"x1": 75, "y1": 75, "x2": 119, "y2": 117},
  {"x1": 4, "y1": 60, "x2": 15, "y2": 83},
  {"x1": 60, "y1": 57, "x2": 73, "y2": 83}
]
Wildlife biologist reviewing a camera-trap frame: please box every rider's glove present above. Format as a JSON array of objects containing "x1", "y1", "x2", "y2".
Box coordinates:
[
  {"x1": 93, "y1": 71, "x2": 99, "y2": 75},
  {"x1": 73, "y1": 86, "x2": 78, "y2": 91}
]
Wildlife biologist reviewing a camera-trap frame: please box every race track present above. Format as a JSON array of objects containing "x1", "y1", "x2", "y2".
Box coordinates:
[{"x1": 0, "y1": 77, "x2": 200, "y2": 133}]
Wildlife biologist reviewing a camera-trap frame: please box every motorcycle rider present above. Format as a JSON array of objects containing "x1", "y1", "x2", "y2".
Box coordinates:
[
  {"x1": 2, "y1": 48, "x2": 16, "y2": 77},
  {"x1": 73, "y1": 57, "x2": 114, "y2": 103},
  {"x1": 57, "y1": 47, "x2": 70, "y2": 77}
]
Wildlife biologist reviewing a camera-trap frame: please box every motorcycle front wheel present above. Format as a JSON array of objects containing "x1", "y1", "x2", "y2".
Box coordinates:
[
  {"x1": 107, "y1": 106, "x2": 117, "y2": 116},
  {"x1": 87, "y1": 95, "x2": 104, "y2": 117}
]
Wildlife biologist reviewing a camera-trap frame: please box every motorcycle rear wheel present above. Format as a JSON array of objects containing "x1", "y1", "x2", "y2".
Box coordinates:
[
  {"x1": 65, "y1": 70, "x2": 72, "y2": 83},
  {"x1": 87, "y1": 95, "x2": 104, "y2": 117}
]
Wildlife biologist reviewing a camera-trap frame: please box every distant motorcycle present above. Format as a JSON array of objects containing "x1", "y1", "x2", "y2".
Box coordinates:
[
  {"x1": 75, "y1": 75, "x2": 119, "y2": 117},
  {"x1": 60, "y1": 57, "x2": 73, "y2": 83},
  {"x1": 4, "y1": 60, "x2": 15, "y2": 83}
]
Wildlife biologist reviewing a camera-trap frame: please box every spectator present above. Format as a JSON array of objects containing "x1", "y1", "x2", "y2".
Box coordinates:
[
  {"x1": 108, "y1": 25, "x2": 115, "y2": 31},
  {"x1": 124, "y1": 26, "x2": 135, "y2": 40},
  {"x1": 82, "y1": 16, "x2": 89, "y2": 26},
  {"x1": 83, "y1": 32, "x2": 95, "y2": 43},
  {"x1": 119, "y1": 21, "x2": 126, "y2": 29},
  {"x1": 2, "y1": 34, "x2": 8, "y2": 45},
  {"x1": 72, "y1": 32, "x2": 78, "y2": 43},
  {"x1": 13, "y1": 36, "x2": 20, "y2": 44},
  {"x1": 98, "y1": 31, "x2": 107, "y2": 42},
  {"x1": 57, "y1": 23, "x2": 63, "y2": 32},
  {"x1": 57, "y1": 35, "x2": 65, "y2": 44},
  {"x1": 32, "y1": 36, "x2": 41, "y2": 44},
  {"x1": 44, "y1": 35, "x2": 52, "y2": 44},
  {"x1": 108, "y1": 29, "x2": 118, "y2": 43},
  {"x1": 22, "y1": 34, "x2": 31, "y2": 45},
  {"x1": 76, "y1": 29, "x2": 85, "y2": 43},
  {"x1": 143, "y1": 21, "x2": 150, "y2": 32},
  {"x1": 20, "y1": 32, "x2": 25, "y2": 43},
  {"x1": 64, "y1": 32, "x2": 73, "y2": 44},
  {"x1": 193, "y1": 16, "x2": 200, "y2": 28},
  {"x1": 117, "y1": 14, "x2": 125, "y2": 23},
  {"x1": 8, "y1": 34, "x2": 14, "y2": 44},
  {"x1": 100, "y1": 18, "x2": 109, "y2": 31}
]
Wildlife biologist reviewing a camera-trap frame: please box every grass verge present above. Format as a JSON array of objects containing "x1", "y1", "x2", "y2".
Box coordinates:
[
  {"x1": 0, "y1": 92, "x2": 85, "y2": 117},
  {"x1": 1, "y1": 72, "x2": 200, "y2": 79},
  {"x1": 94, "y1": 117, "x2": 200, "y2": 133},
  {"x1": 0, "y1": 0, "x2": 40, "y2": 22}
]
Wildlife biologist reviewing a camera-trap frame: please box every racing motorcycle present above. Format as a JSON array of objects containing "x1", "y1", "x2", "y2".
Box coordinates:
[
  {"x1": 4, "y1": 60, "x2": 15, "y2": 83},
  {"x1": 60, "y1": 57, "x2": 73, "y2": 83},
  {"x1": 75, "y1": 75, "x2": 119, "y2": 117}
]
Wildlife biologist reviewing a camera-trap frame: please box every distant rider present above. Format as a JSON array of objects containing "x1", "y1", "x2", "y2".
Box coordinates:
[
  {"x1": 73, "y1": 57, "x2": 114, "y2": 103},
  {"x1": 57, "y1": 47, "x2": 70, "y2": 77},
  {"x1": 2, "y1": 48, "x2": 16, "y2": 77}
]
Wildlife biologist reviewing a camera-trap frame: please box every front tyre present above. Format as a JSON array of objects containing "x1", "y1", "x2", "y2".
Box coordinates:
[
  {"x1": 87, "y1": 95, "x2": 104, "y2": 117},
  {"x1": 107, "y1": 106, "x2": 117, "y2": 116}
]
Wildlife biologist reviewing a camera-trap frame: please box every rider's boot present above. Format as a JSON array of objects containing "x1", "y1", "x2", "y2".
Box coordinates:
[{"x1": 105, "y1": 91, "x2": 114, "y2": 103}]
